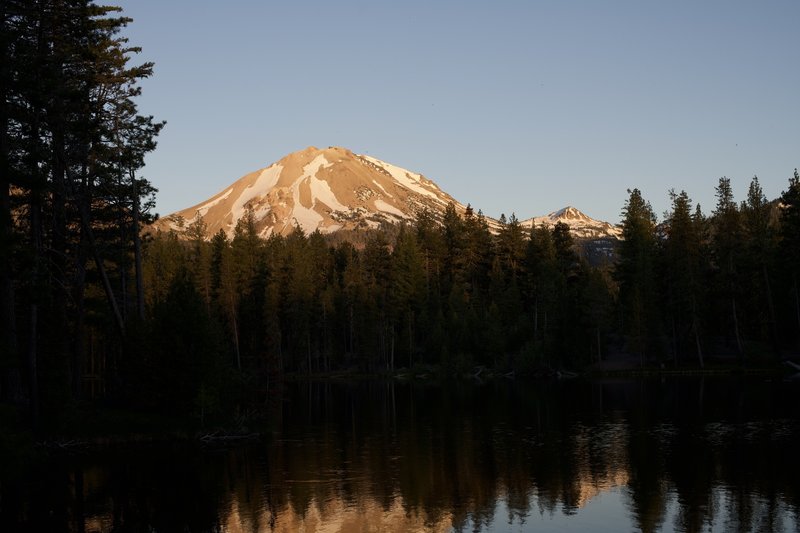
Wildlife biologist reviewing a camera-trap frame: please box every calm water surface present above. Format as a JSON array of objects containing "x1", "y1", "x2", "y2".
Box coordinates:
[{"x1": 3, "y1": 377, "x2": 799, "y2": 532}]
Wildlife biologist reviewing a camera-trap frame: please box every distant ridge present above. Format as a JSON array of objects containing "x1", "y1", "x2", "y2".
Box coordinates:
[{"x1": 520, "y1": 206, "x2": 622, "y2": 240}]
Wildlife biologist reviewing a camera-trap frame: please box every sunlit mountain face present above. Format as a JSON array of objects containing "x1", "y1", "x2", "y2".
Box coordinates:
[
  {"x1": 152, "y1": 146, "x2": 471, "y2": 239},
  {"x1": 151, "y1": 146, "x2": 620, "y2": 241}
]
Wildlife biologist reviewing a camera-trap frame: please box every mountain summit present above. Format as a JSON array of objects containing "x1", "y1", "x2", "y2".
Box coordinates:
[
  {"x1": 520, "y1": 206, "x2": 622, "y2": 240},
  {"x1": 153, "y1": 146, "x2": 469, "y2": 238}
]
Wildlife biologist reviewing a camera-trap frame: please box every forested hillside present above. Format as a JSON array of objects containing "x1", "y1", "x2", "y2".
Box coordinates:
[{"x1": 1, "y1": 3, "x2": 799, "y2": 429}]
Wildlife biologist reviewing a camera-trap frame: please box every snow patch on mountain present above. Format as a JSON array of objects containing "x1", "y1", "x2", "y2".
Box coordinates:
[
  {"x1": 302, "y1": 153, "x2": 332, "y2": 180},
  {"x1": 290, "y1": 184, "x2": 323, "y2": 233},
  {"x1": 374, "y1": 199, "x2": 407, "y2": 219},
  {"x1": 360, "y1": 155, "x2": 441, "y2": 202},
  {"x1": 195, "y1": 187, "x2": 234, "y2": 216},
  {"x1": 232, "y1": 164, "x2": 283, "y2": 220},
  {"x1": 372, "y1": 180, "x2": 391, "y2": 197},
  {"x1": 310, "y1": 175, "x2": 349, "y2": 212}
]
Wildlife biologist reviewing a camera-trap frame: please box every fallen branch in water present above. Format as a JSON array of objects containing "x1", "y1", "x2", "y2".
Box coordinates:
[
  {"x1": 784, "y1": 360, "x2": 800, "y2": 372},
  {"x1": 199, "y1": 431, "x2": 260, "y2": 443},
  {"x1": 36, "y1": 439, "x2": 88, "y2": 451}
]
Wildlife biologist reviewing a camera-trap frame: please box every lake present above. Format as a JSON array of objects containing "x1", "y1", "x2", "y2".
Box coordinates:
[{"x1": 3, "y1": 377, "x2": 799, "y2": 532}]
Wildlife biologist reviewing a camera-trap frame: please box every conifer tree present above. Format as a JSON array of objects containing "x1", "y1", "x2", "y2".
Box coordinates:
[
  {"x1": 779, "y1": 169, "x2": 800, "y2": 339},
  {"x1": 1, "y1": 1, "x2": 162, "y2": 416},
  {"x1": 581, "y1": 267, "x2": 613, "y2": 364},
  {"x1": 615, "y1": 189, "x2": 659, "y2": 365},
  {"x1": 663, "y1": 190, "x2": 705, "y2": 367},
  {"x1": 524, "y1": 224, "x2": 558, "y2": 341},
  {"x1": 552, "y1": 222, "x2": 577, "y2": 278},
  {"x1": 711, "y1": 177, "x2": 744, "y2": 356},
  {"x1": 363, "y1": 232, "x2": 393, "y2": 369},
  {"x1": 0, "y1": 0, "x2": 18, "y2": 400},
  {"x1": 461, "y1": 206, "x2": 493, "y2": 296},
  {"x1": 496, "y1": 213, "x2": 526, "y2": 282},
  {"x1": 740, "y1": 176, "x2": 778, "y2": 349},
  {"x1": 414, "y1": 207, "x2": 445, "y2": 295},
  {"x1": 441, "y1": 202, "x2": 466, "y2": 292},
  {"x1": 391, "y1": 225, "x2": 426, "y2": 367}
]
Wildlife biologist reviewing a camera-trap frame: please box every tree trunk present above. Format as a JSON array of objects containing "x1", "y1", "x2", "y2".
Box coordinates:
[
  {"x1": 349, "y1": 305, "x2": 354, "y2": 355},
  {"x1": 132, "y1": 176, "x2": 145, "y2": 322},
  {"x1": 28, "y1": 302, "x2": 39, "y2": 427},
  {"x1": 762, "y1": 263, "x2": 778, "y2": 355},
  {"x1": 0, "y1": 2, "x2": 19, "y2": 402},
  {"x1": 793, "y1": 274, "x2": 800, "y2": 333},
  {"x1": 408, "y1": 313, "x2": 413, "y2": 368},
  {"x1": 68, "y1": 214, "x2": 90, "y2": 401},
  {"x1": 0, "y1": 239, "x2": 17, "y2": 402},
  {"x1": 51, "y1": 125, "x2": 71, "y2": 401},
  {"x1": 322, "y1": 301, "x2": 328, "y2": 372},
  {"x1": 596, "y1": 327, "x2": 602, "y2": 363},
  {"x1": 78, "y1": 200, "x2": 125, "y2": 336},
  {"x1": 732, "y1": 297, "x2": 743, "y2": 358},
  {"x1": 119, "y1": 260, "x2": 127, "y2": 325},
  {"x1": 307, "y1": 331, "x2": 312, "y2": 375},
  {"x1": 390, "y1": 326, "x2": 395, "y2": 372},
  {"x1": 692, "y1": 301, "x2": 704, "y2": 370},
  {"x1": 230, "y1": 297, "x2": 240, "y2": 371},
  {"x1": 695, "y1": 325, "x2": 704, "y2": 369},
  {"x1": 671, "y1": 316, "x2": 678, "y2": 367},
  {"x1": 29, "y1": 195, "x2": 42, "y2": 426}
]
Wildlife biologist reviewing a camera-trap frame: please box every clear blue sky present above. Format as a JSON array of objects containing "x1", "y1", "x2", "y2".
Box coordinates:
[{"x1": 116, "y1": 0, "x2": 799, "y2": 224}]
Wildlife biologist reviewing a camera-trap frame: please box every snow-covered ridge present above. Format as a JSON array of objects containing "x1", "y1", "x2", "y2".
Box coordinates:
[
  {"x1": 194, "y1": 187, "x2": 234, "y2": 216},
  {"x1": 358, "y1": 155, "x2": 444, "y2": 203},
  {"x1": 520, "y1": 206, "x2": 622, "y2": 240}
]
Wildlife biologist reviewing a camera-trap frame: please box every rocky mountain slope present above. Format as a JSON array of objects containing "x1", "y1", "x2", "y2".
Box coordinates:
[
  {"x1": 151, "y1": 146, "x2": 620, "y2": 241},
  {"x1": 152, "y1": 146, "x2": 472, "y2": 238}
]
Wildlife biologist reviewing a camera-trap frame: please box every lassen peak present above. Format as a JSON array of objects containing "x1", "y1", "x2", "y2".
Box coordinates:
[
  {"x1": 151, "y1": 146, "x2": 621, "y2": 242},
  {"x1": 152, "y1": 146, "x2": 468, "y2": 238}
]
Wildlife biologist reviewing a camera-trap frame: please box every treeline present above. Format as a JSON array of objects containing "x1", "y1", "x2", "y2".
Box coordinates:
[
  {"x1": 2, "y1": 5, "x2": 800, "y2": 428},
  {"x1": 0, "y1": 1, "x2": 162, "y2": 425},
  {"x1": 134, "y1": 171, "x2": 800, "y2": 420},
  {"x1": 143, "y1": 205, "x2": 608, "y2": 384},
  {"x1": 617, "y1": 175, "x2": 800, "y2": 366}
]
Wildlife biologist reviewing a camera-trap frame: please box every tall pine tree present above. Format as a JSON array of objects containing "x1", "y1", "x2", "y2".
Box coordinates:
[{"x1": 615, "y1": 189, "x2": 659, "y2": 365}]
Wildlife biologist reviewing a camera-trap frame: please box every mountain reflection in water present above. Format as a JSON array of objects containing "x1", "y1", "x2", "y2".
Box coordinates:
[{"x1": 3, "y1": 378, "x2": 799, "y2": 532}]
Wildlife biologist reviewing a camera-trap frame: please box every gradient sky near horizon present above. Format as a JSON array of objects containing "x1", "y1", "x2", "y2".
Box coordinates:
[{"x1": 116, "y1": 0, "x2": 799, "y2": 224}]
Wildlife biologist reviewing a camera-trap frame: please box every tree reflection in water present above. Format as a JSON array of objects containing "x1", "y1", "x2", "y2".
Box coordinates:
[{"x1": 2, "y1": 378, "x2": 799, "y2": 532}]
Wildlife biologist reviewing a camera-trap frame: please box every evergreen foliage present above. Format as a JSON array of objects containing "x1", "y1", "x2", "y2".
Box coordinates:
[
  {"x1": 136, "y1": 167, "x2": 799, "y2": 392},
  {"x1": 616, "y1": 189, "x2": 659, "y2": 364},
  {"x1": 0, "y1": 0, "x2": 163, "y2": 425},
  {"x1": 1, "y1": 3, "x2": 798, "y2": 430}
]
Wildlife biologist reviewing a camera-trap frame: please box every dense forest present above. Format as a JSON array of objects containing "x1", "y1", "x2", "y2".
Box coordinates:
[
  {"x1": 2, "y1": 2, "x2": 800, "y2": 427},
  {"x1": 143, "y1": 177, "x2": 800, "y2": 399},
  {"x1": 0, "y1": 1, "x2": 163, "y2": 425}
]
